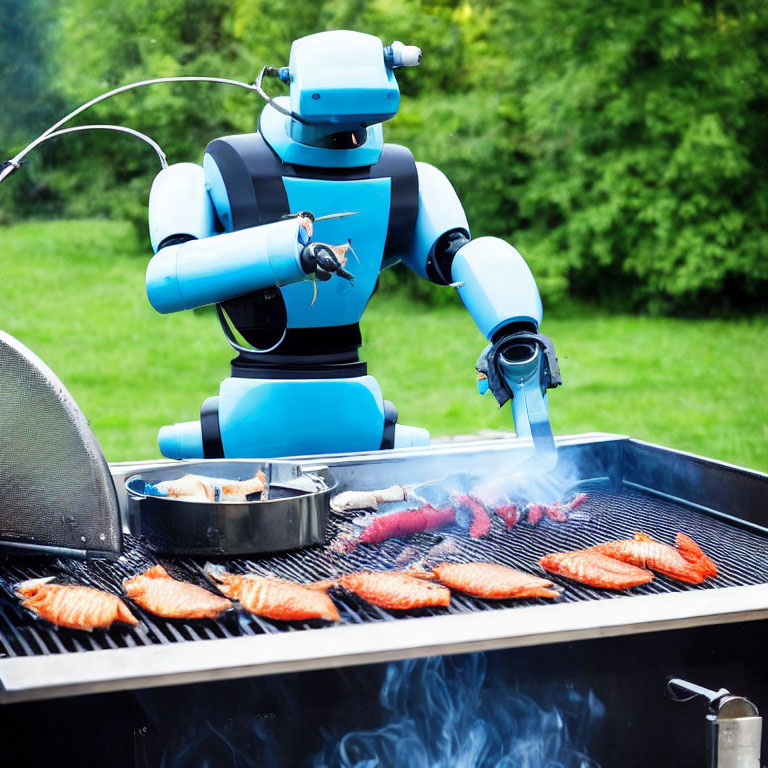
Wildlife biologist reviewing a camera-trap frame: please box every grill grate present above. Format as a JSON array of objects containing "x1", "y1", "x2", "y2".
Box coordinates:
[{"x1": 0, "y1": 484, "x2": 767, "y2": 659}]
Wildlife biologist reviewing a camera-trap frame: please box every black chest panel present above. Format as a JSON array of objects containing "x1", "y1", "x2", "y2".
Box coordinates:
[{"x1": 204, "y1": 134, "x2": 418, "y2": 375}]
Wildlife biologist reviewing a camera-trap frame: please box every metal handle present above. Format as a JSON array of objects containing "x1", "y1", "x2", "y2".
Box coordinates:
[
  {"x1": 667, "y1": 678, "x2": 762, "y2": 768},
  {"x1": 667, "y1": 678, "x2": 731, "y2": 707}
]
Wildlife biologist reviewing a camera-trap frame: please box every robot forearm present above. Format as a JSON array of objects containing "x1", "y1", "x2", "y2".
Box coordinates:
[
  {"x1": 146, "y1": 218, "x2": 307, "y2": 313},
  {"x1": 449, "y1": 236, "x2": 543, "y2": 340}
]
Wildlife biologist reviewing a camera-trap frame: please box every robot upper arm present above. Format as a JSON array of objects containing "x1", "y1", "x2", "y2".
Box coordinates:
[
  {"x1": 399, "y1": 162, "x2": 470, "y2": 283},
  {"x1": 148, "y1": 162, "x2": 216, "y2": 253}
]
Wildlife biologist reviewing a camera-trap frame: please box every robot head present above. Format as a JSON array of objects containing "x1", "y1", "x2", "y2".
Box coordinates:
[{"x1": 284, "y1": 31, "x2": 421, "y2": 143}]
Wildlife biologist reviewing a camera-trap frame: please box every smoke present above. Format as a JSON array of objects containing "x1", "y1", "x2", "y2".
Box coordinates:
[{"x1": 310, "y1": 653, "x2": 603, "y2": 768}]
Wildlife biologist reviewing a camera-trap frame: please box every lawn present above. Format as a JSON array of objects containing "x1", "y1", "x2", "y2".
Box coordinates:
[{"x1": 1, "y1": 219, "x2": 766, "y2": 471}]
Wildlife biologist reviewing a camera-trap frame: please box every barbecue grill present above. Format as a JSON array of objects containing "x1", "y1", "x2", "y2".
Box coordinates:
[{"x1": 1, "y1": 433, "x2": 766, "y2": 766}]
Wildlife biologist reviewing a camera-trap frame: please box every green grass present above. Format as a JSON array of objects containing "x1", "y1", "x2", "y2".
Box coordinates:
[{"x1": 1, "y1": 219, "x2": 767, "y2": 471}]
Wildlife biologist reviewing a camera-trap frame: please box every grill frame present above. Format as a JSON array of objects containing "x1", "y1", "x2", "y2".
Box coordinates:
[{"x1": 1, "y1": 433, "x2": 766, "y2": 704}]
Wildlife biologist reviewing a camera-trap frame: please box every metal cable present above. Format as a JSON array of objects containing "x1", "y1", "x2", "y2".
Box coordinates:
[
  {"x1": 36, "y1": 124, "x2": 168, "y2": 169},
  {"x1": 0, "y1": 70, "x2": 302, "y2": 184},
  {"x1": 7, "y1": 75, "x2": 260, "y2": 169},
  {"x1": 254, "y1": 66, "x2": 308, "y2": 125}
]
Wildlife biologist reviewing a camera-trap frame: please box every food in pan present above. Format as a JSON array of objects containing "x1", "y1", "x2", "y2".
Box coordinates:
[
  {"x1": 150, "y1": 471, "x2": 266, "y2": 502},
  {"x1": 432, "y1": 562, "x2": 560, "y2": 599},
  {"x1": 16, "y1": 577, "x2": 138, "y2": 630},
  {"x1": 154, "y1": 473, "x2": 216, "y2": 501},
  {"x1": 206, "y1": 567, "x2": 340, "y2": 622},
  {"x1": 337, "y1": 571, "x2": 451, "y2": 610},
  {"x1": 590, "y1": 532, "x2": 709, "y2": 584},
  {"x1": 219, "y1": 471, "x2": 267, "y2": 501},
  {"x1": 123, "y1": 565, "x2": 232, "y2": 620},
  {"x1": 358, "y1": 504, "x2": 456, "y2": 545},
  {"x1": 330, "y1": 485, "x2": 407, "y2": 513},
  {"x1": 674, "y1": 532, "x2": 718, "y2": 578},
  {"x1": 539, "y1": 550, "x2": 655, "y2": 589}
]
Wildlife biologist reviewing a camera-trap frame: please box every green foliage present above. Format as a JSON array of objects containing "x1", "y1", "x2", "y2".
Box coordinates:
[
  {"x1": 488, "y1": 0, "x2": 768, "y2": 311},
  {"x1": 1, "y1": 0, "x2": 766, "y2": 311}
]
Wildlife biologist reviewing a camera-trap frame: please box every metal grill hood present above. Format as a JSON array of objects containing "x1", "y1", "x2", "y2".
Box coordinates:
[{"x1": 0, "y1": 331, "x2": 120, "y2": 557}]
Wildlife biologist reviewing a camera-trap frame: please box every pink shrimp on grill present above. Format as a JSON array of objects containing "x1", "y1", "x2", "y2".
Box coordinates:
[
  {"x1": 358, "y1": 504, "x2": 456, "y2": 545},
  {"x1": 453, "y1": 494, "x2": 492, "y2": 538},
  {"x1": 493, "y1": 503, "x2": 518, "y2": 528},
  {"x1": 590, "y1": 532, "x2": 710, "y2": 584}
]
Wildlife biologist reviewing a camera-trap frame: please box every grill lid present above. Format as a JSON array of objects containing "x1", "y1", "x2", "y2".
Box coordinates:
[{"x1": 0, "y1": 330, "x2": 120, "y2": 557}]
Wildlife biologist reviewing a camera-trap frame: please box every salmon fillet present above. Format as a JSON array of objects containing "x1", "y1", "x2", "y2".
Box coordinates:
[
  {"x1": 338, "y1": 571, "x2": 451, "y2": 610},
  {"x1": 208, "y1": 569, "x2": 340, "y2": 622},
  {"x1": 124, "y1": 565, "x2": 232, "y2": 620},
  {"x1": 591, "y1": 534, "x2": 707, "y2": 584},
  {"x1": 540, "y1": 550, "x2": 654, "y2": 589},
  {"x1": 433, "y1": 562, "x2": 560, "y2": 599},
  {"x1": 16, "y1": 578, "x2": 138, "y2": 630},
  {"x1": 675, "y1": 533, "x2": 718, "y2": 578}
]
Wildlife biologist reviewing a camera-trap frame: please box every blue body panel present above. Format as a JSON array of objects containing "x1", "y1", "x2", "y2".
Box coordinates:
[
  {"x1": 452, "y1": 237, "x2": 543, "y2": 340},
  {"x1": 148, "y1": 163, "x2": 215, "y2": 252},
  {"x1": 280, "y1": 176, "x2": 390, "y2": 327},
  {"x1": 146, "y1": 219, "x2": 306, "y2": 314},
  {"x1": 401, "y1": 162, "x2": 470, "y2": 279},
  {"x1": 260, "y1": 100, "x2": 384, "y2": 168},
  {"x1": 218, "y1": 375, "x2": 386, "y2": 457},
  {"x1": 158, "y1": 421, "x2": 204, "y2": 460}
]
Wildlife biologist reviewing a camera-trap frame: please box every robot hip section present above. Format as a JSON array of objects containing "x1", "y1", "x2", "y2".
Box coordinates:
[{"x1": 157, "y1": 375, "x2": 429, "y2": 459}]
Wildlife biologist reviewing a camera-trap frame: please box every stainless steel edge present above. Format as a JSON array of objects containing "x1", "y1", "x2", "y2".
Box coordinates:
[
  {"x1": 3, "y1": 583, "x2": 768, "y2": 705},
  {"x1": 627, "y1": 438, "x2": 768, "y2": 478}
]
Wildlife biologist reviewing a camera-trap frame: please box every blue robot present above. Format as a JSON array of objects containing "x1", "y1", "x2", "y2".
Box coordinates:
[{"x1": 144, "y1": 30, "x2": 561, "y2": 460}]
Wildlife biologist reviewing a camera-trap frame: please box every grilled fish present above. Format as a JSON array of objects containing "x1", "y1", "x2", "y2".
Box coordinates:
[
  {"x1": 433, "y1": 562, "x2": 560, "y2": 599},
  {"x1": 338, "y1": 571, "x2": 451, "y2": 610},
  {"x1": 124, "y1": 565, "x2": 232, "y2": 620},
  {"x1": 207, "y1": 568, "x2": 340, "y2": 622},
  {"x1": 591, "y1": 533, "x2": 708, "y2": 584},
  {"x1": 540, "y1": 550, "x2": 655, "y2": 590},
  {"x1": 675, "y1": 532, "x2": 718, "y2": 578},
  {"x1": 16, "y1": 577, "x2": 138, "y2": 630}
]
